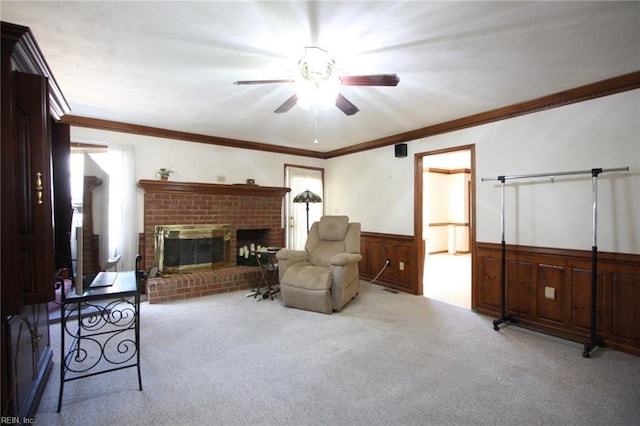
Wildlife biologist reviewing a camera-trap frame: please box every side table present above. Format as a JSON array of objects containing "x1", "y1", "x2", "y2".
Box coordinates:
[{"x1": 251, "y1": 248, "x2": 281, "y2": 300}]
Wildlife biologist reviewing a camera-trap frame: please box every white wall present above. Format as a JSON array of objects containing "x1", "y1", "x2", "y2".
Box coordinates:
[
  {"x1": 70, "y1": 90, "x2": 639, "y2": 255},
  {"x1": 326, "y1": 90, "x2": 640, "y2": 254},
  {"x1": 69, "y1": 128, "x2": 325, "y2": 234},
  {"x1": 324, "y1": 147, "x2": 416, "y2": 234}
]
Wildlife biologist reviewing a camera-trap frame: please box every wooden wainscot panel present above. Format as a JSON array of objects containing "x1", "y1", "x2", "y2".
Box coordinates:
[
  {"x1": 367, "y1": 240, "x2": 385, "y2": 277},
  {"x1": 570, "y1": 267, "x2": 604, "y2": 333},
  {"x1": 360, "y1": 232, "x2": 415, "y2": 293},
  {"x1": 536, "y1": 263, "x2": 567, "y2": 325},
  {"x1": 396, "y1": 245, "x2": 413, "y2": 286},
  {"x1": 507, "y1": 260, "x2": 535, "y2": 318},
  {"x1": 609, "y1": 272, "x2": 640, "y2": 350},
  {"x1": 382, "y1": 244, "x2": 397, "y2": 282},
  {"x1": 477, "y1": 255, "x2": 502, "y2": 311},
  {"x1": 475, "y1": 242, "x2": 640, "y2": 356}
]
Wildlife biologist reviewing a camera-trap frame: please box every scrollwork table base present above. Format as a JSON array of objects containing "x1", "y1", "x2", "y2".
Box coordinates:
[{"x1": 57, "y1": 270, "x2": 142, "y2": 412}]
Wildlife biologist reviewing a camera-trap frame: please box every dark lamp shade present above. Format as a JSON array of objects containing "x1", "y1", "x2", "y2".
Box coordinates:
[{"x1": 293, "y1": 189, "x2": 322, "y2": 203}]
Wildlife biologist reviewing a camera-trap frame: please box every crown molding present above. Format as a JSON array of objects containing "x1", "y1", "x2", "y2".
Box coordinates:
[
  {"x1": 62, "y1": 71, "x2": 639, "y2": 159},
  {"x1": 61, "y1": 115, "x2": 325, "y2": 159},
  {"x1": 2, "y1": 21, "x2": 71, "y2": 120},
  {"x1": 324, "y1": 71, "x2": 640, "y2": 158}
]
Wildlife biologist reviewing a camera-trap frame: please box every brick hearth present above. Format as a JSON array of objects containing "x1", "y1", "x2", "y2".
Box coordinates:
[
  {"x1": 146, "y1": 266, "x2": 263, "y2": 304},
  {"x1": 138, "y1": 180, "x2": 289, "y2": 303}
]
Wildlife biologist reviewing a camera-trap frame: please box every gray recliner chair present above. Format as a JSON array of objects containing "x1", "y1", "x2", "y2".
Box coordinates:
[{"x1": 276, "y1": 216, "x2": 362, "y2": 314}]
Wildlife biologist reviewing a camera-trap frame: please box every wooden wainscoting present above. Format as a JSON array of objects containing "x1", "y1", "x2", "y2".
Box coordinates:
[
  {"x1": 360, "y1": 232, "x2": 417, "y2": 293},
  {"x1": 475, "y1": 242, "x2": 640, "y2": 355}
]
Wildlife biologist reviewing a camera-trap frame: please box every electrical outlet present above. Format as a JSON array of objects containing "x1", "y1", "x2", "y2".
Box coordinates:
[
  {"x1": 216, "y1": 175, "x2": 226, "y2": 183},
  {"x1": 399, "y1": 261, "x2": 405, "y2": 271},
  {"x1": 386, "y1": 259, "x2": 391, "y2": 267},
  {"x1": 544, "y1": 286, "x2": 556, "y2": 300}
]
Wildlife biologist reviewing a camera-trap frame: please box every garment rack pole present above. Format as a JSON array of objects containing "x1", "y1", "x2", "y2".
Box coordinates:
[
  {"x1": 482, "y1": 166, "x2": 628, "y2": 357},
  {"x1": 480, "y1": 167, "x2": 628, "y2": 183},
  {"x1": 491, "y1": 176, "x2": 510, "y2": 330}
]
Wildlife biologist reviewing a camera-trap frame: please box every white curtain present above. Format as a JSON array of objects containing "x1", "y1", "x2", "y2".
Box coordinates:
[
  {"x1": 93, "y1": 144, "x2": 138, "y2": 270},
  {"x1": 110, "y1": 144, "x2": 137, "y2": 270}
]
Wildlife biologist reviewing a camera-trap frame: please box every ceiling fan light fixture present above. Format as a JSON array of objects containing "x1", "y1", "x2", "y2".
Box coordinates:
[
  {"x1": 295, "y1": 46, "x2": 340, "y2": 110},
  {"x1": 299, "y1": 46, "x2": 334, "y2": 82},
  {"x1": 235, "y1": 46, "x2": 398, "y2": 116},
  {"x1": 295, "y1": 77, "x2": 339, "y2": 110}
]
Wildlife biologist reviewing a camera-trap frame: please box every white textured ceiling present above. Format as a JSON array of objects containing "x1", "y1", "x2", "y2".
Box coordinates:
[{"x1": 2, "y1": 1, "x2": 639, "y2": 152}]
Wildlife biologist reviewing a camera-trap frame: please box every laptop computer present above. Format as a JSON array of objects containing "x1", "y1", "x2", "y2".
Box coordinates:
[{"x1": 86, "y1": 271, "x2": 118, "y2": 289}]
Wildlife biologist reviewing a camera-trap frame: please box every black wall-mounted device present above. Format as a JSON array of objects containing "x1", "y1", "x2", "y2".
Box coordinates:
[{"x1": 395, "y1": 143, "x2": 407, "y2": 158}]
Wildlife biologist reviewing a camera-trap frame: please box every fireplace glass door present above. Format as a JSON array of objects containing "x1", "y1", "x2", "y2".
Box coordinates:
[{"x1": 154, "y1": 224, "x2": 230, "y2": 273}]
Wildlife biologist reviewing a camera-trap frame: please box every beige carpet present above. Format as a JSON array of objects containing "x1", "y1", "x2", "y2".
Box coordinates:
[{"x1": 38, "y1": 281, "x2": 639, "y2": 425}]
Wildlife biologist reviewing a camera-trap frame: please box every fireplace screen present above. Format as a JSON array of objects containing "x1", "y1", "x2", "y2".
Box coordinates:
[{"x1": 154, "y1": 224, "x2": 231, "y2": 273}]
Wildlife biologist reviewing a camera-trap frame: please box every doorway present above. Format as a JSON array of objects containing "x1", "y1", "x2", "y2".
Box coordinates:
[
  {"x1": 417, "y1": 146, "x2": 474, "y2": 309},
  {"x1": 284, "y1": 165, "x2": 324, "y2": 249}
]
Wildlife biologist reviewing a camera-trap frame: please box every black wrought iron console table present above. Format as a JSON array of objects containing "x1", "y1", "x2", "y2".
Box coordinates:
[{"x1": 57, "y1": 265, "x2": 143, "y2": 411}]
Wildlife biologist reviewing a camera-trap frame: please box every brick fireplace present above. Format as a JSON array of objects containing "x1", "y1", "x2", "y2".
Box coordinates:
[{"x1": 138, "y1": 179, "x2": 290, "y2": 303}]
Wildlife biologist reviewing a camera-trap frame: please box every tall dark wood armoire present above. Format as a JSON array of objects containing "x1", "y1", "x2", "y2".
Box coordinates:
[{"x1": 1, "y1": 22, "x2": 72, "y2": 419}]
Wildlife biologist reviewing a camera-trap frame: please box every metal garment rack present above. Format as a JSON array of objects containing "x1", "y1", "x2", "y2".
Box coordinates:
[{"x1": 482, "y1": 166, "x2": 629, "y2": 357}]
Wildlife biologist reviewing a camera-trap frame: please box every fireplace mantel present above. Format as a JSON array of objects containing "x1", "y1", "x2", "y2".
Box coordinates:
[{"x1": 138, "y1": 180, "x2": 290, "y2": 197}]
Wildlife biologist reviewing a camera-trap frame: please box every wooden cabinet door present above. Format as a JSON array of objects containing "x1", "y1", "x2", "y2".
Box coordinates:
[
  {"x1": 13, "y1": 71, "x2": 55, "y2": 305},
  {"x1": 4, "y1": 303, "x2": 52, "y2": 419},
  {"x1": 1, "y1": 66, "x2": 21, "y2": 315}
]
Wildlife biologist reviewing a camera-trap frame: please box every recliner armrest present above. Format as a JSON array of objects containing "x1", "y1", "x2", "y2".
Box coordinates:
[
  {"x1": 330, "y1": 253, "x2": 362, "y2": 266},
  {"x1": 276, "y1": 249, "x2": 309, "y2": 282},
  {"x1": 276, "y1": 249, "x2": 308, "y2": 263}
]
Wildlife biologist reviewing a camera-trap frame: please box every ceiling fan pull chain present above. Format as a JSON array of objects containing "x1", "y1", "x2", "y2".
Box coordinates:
[{"x1": 314, "y1": 107, "x2": 319, "y2": 144}]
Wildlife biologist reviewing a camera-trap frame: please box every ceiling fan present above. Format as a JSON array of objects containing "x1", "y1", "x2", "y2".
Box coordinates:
[{"x1": 234, "y1": 46, "x2": 400, "y2": 116}]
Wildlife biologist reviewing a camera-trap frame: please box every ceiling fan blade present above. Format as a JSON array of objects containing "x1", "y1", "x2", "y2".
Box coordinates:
[
  {"x1": 340, "y1": 74, "x2": 400, "y2": 86},
  {"x1": 274, "y1": 94, "x2": 298, "y2": 113},
  {"x1": 335, "y1": 93, "x2": 359, "y2": 116},
  {"x1": 234, "y1": 79, "x2": 294, "y2": 85}
]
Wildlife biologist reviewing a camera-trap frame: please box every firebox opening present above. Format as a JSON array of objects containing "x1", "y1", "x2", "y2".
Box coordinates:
[{"x1": 236, "y1": 228, "x2": 270, "y2": 266}]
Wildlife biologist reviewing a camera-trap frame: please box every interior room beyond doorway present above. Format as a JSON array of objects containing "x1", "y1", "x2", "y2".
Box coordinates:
[{"x1": 421, "y1": 149, "x2": 472, "y2": 309}]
